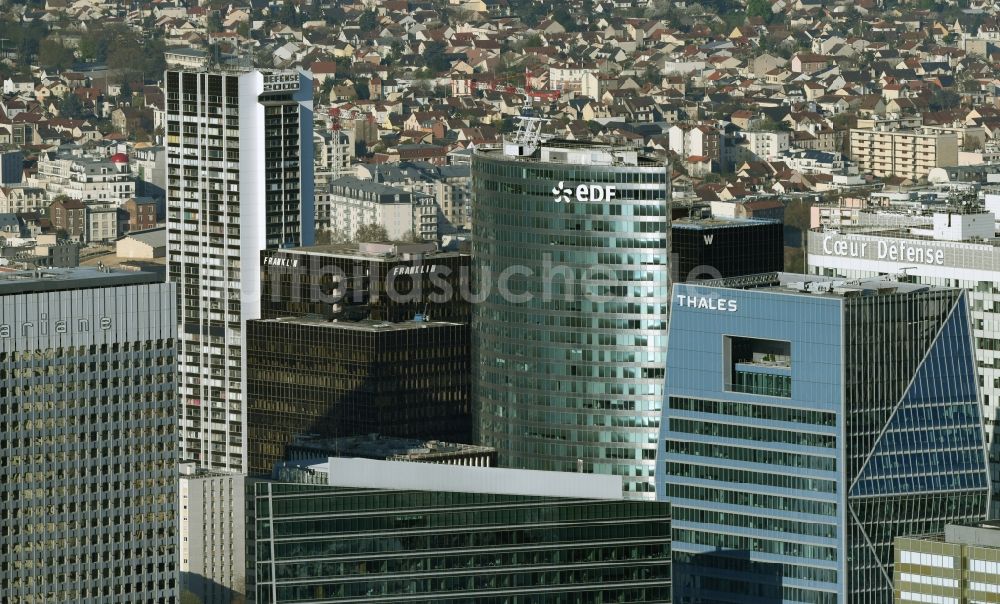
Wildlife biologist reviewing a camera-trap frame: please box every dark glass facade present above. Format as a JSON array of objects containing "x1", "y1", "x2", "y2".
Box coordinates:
[
  {"x1": 659, "y1": 274, "x2": 990, "y2": 604},
  {"x1": 671, "y1": 218, "x2": 783, "y2": 283},
  {"x1": 247, "y1": 244, "x2": 473, "y2": 476},
  {"x1": 259, "y1": 246, "x2": 470, "y2": 323},
  {"x1": 246, "y1": 319, "x2": 470, "y2": 476},
  {"x1": 472, "y1": 142, "x2": 670, "y2": 499},
  {"x1": 252, "y1": 482, "x2": 671, "y2": 603}
]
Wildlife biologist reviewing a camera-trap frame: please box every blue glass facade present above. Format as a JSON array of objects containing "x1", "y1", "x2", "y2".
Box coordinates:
[{"x1": 658, "y1": 275, "x2": 990, "y2": 604}]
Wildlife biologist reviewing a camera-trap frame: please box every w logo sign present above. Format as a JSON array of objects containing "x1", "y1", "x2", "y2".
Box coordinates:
[
  {"x1": 703, "y1": 234, "x2": 714, "y2": 245},
  {"x1": 552, "y1": 181, "x2": 573, "y2": 203}
]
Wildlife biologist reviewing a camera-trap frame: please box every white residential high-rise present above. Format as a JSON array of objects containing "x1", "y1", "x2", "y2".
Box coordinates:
[
  {"x1": 166, "y1": 66, "x2": 314, "y2": 471},
  {"x1": 178, "y1": 463, "x2": 249, "y2": 603}
]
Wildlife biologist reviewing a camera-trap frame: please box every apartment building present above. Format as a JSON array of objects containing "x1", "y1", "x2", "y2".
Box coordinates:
[
  {"x1": 327, "y1": 175, "x2": 436, "y2": 241},
  {"x1": 165, "y1": 66, "x2": 314, "y2": 472},
  {"x1": 849, "y1": 126, "x2": 958, "y2": 180}
]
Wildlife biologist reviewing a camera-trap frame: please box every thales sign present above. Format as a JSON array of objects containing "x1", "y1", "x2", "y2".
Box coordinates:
[
  {"x1": 821, "y1": 236, "x2": 945, "y2": 266},
  {"x1": 676, "y1": 294, "x2": 738, "y2": 312}
]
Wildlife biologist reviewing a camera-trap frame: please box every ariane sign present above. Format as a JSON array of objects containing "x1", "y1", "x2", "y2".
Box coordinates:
[{"x1": 0, "y1": 314, "x2": 112, "y2": 338}]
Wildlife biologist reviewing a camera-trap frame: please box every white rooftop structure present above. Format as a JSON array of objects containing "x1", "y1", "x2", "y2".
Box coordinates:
[{"x1": 290, "y1": 457, "x2": 625, "y2": 500}]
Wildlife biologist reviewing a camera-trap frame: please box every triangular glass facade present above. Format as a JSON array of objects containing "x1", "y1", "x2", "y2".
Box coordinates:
[{"x1": 848, "y1": 295, "x2": 990, "y2": 603}]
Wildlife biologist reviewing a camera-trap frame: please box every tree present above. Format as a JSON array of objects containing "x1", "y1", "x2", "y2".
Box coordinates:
[
  {"x1": 758, "y1": 118, "x2": 790, "y2": 131},
  {"x1": 142, "y1": 36, "x2": 167, "y2": 79},
  {"x1": 423, "y1": 41, "x2": 451, "y2": 73},
  {"x1": 354, "y1": 223, "x2": 389, "y2": 243},
  {"x1": 277, "y1": 0, "x2": 299, "y2": 27},
  {"x1": 387, "y1": 39, "x2": 405, "y2": 64},
  {"x1": 106, "y1": 29, "x2": 142, "y2": 77},
  {"x1": 747, "y1": 0, "x2": 772, "y2": 21},
  {"x1": 38, "y1": 39, "x2": 74, "y2": 71},
  {"x1": 353, "y1": 78, "x2": 370, "y2": 100},
  {"x1": 119, "y1": 78, "x2": 132, "y2": 101},
  {"x1": 358, "y1": 9, "x2": 378, "y2": 31},
  {"x1": 78, "y1": 30, "x2": 108, "y2": 63},
  {"x1": 59, "y1": 92, "x2": 84, "y2": 119},
  {"x1": 208, "y1": 10, "x2": 223, "y2": 33},
  {"x1": 929, "y1": 88, "x2": 961, "y2": 111}
]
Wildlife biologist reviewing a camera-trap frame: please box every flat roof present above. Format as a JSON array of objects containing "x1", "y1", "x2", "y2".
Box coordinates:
[
  {"x1": 278, "y1": 243, "x2": 467, "y2": 262},
  {"x1": 253, "y1": 317, "x2": 465, "y2": 332},
  {"x1": 673, "y1": 216, "x2": 780, "y2": 230},
  {"x1": 290, "y1": 434, "x2": 494, "y2": 459},
  {"x1": 688, "y1": 271, "x2": 940, "y2": 298},
  {"x1": 314, "y1": 457, "x2": 624, "y2": 500},
  {"x1": 0, "y1": 267, "x2": 159, "y2": 295},
  {"x1": 475, "y1": 139, "x2": 665, "y2": 167}
]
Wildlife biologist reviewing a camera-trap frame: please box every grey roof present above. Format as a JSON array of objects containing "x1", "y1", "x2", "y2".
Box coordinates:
[
  {"x1": 673, "y1": 216, "x2": 779, "y2": 230},
  {"x1": 120, "y1": 227, "x2": 166, "y2": 248},
  {"x1": 165, "y1": 47, "x2": 209, "y2": 58},
  {"x1": 0, "y1": 268, "x2": 159, "y2": 296},
  {"x1": 0, "y1": 214, "x2": 23, "y2": 233},
  {"x1": 693, "y1": 272, "x2": 945, "y2": 298},
  {"x1": 254, "y1": 316, "x2": 465, "y2": 332},
  {"x1": 330, "y1": 175, "x2": 412, "y2": 196},
  {"x1": 288, "y1": 434, "x2": 494, "y2": 460}
]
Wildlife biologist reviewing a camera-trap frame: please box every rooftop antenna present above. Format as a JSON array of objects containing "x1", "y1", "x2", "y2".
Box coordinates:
[{"x1": 503, "y1": 107, "x2": 550, "y2": 157}]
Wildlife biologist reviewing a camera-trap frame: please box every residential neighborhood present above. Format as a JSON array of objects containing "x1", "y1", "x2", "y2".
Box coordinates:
[{"x1": 0, "y1": 0, "x2": 998, "y2": 269}]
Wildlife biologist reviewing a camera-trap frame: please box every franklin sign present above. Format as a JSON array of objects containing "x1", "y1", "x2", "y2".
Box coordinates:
[{"x1": 822, "y1": 236, "x2": 945, "y2": 266}]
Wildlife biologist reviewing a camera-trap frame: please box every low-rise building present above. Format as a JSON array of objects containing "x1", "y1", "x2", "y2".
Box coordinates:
[
  {"x1": 87, "y1": 205, "x2": 119, "y2": 242},
  {"x1": 0, "y1": 186, "x2": 47, "y2": 214},
  {"x1": 780, "y1": 148, "x2": 858, "y2": 176},
  {"x1": 895, "y1": 523, "x2": 1000, "y2": 604},
  {"x1": 251, "y1": 459, "x2": 672, "y2": 602},
  {"x1": 117, "y1": 227, "x2": 166, "y2": 259},
  {"x1": 122, "y1": 196, "x2": 159, "y2": 231},
  {"x1": 33, "y1": 146, "x2": 136, "y2": 205},
  {"x1": 736, "y1": 130, "x2": 791, "y2": 162},
  {"x1": 327, "y1": 176, "x2": 437, "y2": 241},
  {"x1": 48, "y1": 197, "x2": 86, "y2": 240},
  {"x1": 179, "y1": 463, "x2": 249, "y2": 604}
]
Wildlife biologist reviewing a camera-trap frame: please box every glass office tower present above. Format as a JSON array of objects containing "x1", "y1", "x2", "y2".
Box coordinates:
[
  {"x1": 659, "y1": 273, "x2": 990, "y2": 604},
  {"x1": 0, "y1": 268, "x2": 177, "y2": 602},
  {"x1": 472, "y1": 137, "x2": 670, "y2": 499},
  {"x1": 252, "y1": 458, "x2": 671, "y2": 602}
]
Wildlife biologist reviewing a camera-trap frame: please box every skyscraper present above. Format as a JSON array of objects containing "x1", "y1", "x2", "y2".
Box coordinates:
[
  {"x1": 659, "y1": 273, "x2": 990, "y2": 604},
  {"x1": 808, "y1": 207, "x2": 1000, "y2": 517},
  {"x1": 472, "y1": 134, "x2": 670, "y2": 499},
  {"x1": 165, "y1": 65, "x2": 314, "y2": 471},
  {"x1": 246, "y1": 242, "x2": 472, "y2": 475},
  {"x1": 0, "y1": 268, "x2": 177, "y2": 602}
]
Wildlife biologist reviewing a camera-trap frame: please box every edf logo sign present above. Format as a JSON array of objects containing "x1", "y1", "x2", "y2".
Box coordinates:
[{"x1": 552, "y1": 181, "x2": 617, "y2": 203}]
